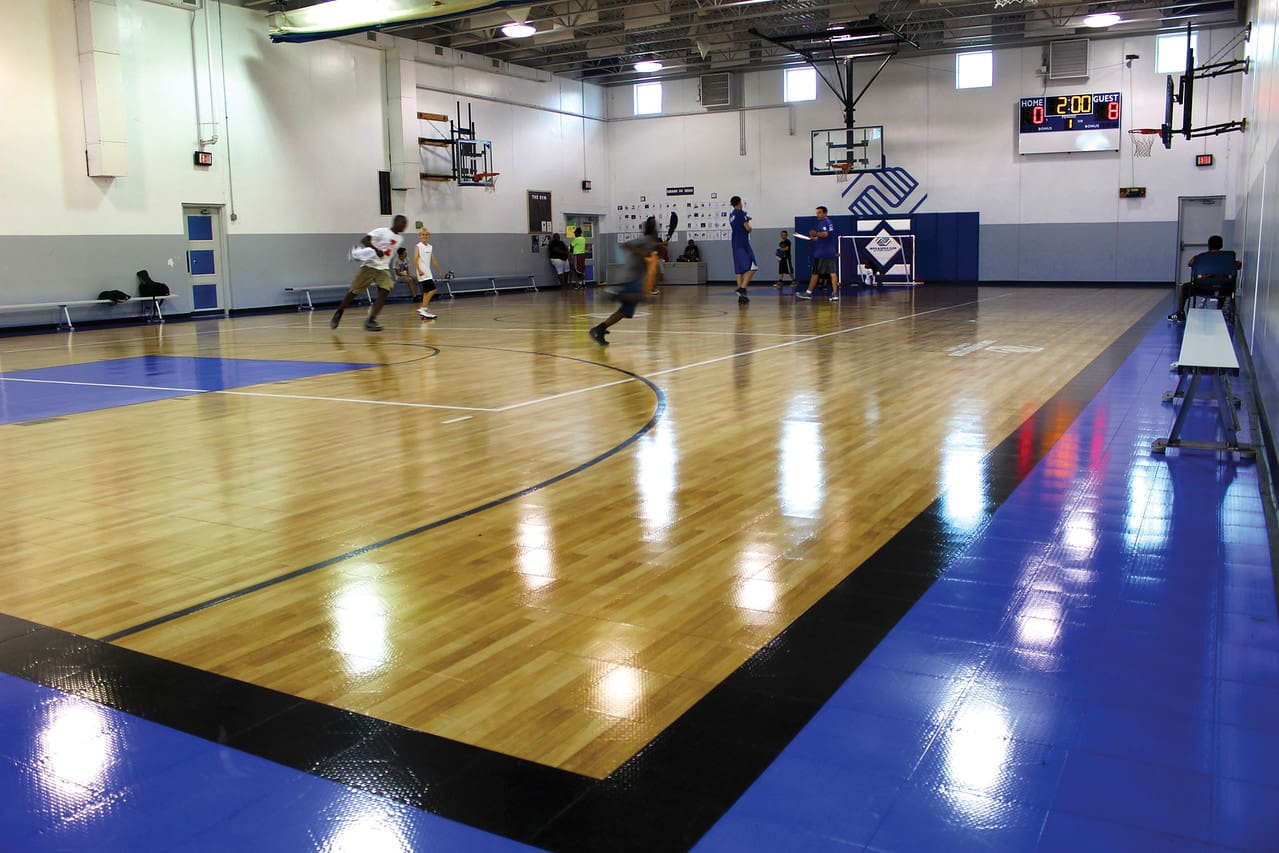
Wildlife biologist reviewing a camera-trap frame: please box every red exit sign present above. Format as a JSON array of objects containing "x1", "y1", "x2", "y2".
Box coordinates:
[
  {"x1": 193, "y1": 150, "x2": 213, "y2": 167},
  {"x1": 1196, "y1": 154, "x2": 1214, "y2": 167}
]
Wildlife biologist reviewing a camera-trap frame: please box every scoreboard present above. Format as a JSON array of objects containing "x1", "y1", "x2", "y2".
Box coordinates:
[{"x1": 1018, "y1": 92, "x2": 1122, "y2": 154}]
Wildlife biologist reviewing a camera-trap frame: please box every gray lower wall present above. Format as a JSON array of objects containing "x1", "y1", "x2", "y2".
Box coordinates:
[
  {"x1": 979, "y1": 221, "x2": 1189, "y2": 282},
  {"x1": 0, "y1": 221, "x2": 1236, "y2": 330},
  {"x1": 229, "y1": 233, "x2": 561, "y2": 309},
  {"x1": 0, "y1": 232, "x2": 566, "y2": 330}
]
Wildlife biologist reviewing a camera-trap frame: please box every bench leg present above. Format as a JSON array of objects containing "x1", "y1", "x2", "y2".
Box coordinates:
[
  {"x1": 489, "y1": 277, "x2": 499, "y2": 296},
  {"x1": 299, "y1": 290, "x2": 314, "y2": 311},
  {"x1": 529, "y1": 275, "x2": 538, "y2": 292},
  {"x1": 58, "y1": 305, "x2": 74, "y2": 332},
  {"x1": 1165, "y1": 371, "x2": 1201, "y2": 447},
  {"x1": 151, "y1": 297, "x2": 165, "y2": 324}
]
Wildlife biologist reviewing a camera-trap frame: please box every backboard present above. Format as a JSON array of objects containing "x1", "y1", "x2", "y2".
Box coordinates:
[{"x1": 810, "y1": 126, "x2": 886, "y2": 175}]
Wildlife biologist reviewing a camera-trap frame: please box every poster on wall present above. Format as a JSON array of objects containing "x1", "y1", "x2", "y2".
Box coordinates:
[
  {"x1": 527, "y1": 190, "x2": 553, "y2": 234},
  {"x1": 613, "y1": 196, "x2": 732, "y2": 242}
]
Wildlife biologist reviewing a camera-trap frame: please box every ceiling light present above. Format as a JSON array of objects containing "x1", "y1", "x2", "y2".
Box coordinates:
[
  {"x1": 501, "y1": 22, "x2": 536, "y2": 38},
  {"x1": 1082, "y1": 12, "x2": 1121, "y2": 27},
  {"x1": 634, "y1": 60, "x2": 663, "y2": 73}
]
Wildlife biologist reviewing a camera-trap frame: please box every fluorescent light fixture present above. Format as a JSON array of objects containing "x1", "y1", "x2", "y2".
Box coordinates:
[
  {"x1": 634, "y1": 60, "x2": 663, "y2": 73},
  {"x1": 501, "y1": 22, "x2": 536, "y2": 38},
  {"x1": 1082, "y1": 12, "x2": 1121, "y2": 27}
]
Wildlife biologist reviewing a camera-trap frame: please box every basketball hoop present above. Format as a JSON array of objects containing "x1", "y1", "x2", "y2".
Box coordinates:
[
  {"x1": 834, "y1": 161, "x2": 853, "y2": 184},
  {"x1": 1129, "y1": 129, "x2": 1161, "y2": 158},
  {"x1": 473, "y1": 171, "x2": 500, "y2": 193}
]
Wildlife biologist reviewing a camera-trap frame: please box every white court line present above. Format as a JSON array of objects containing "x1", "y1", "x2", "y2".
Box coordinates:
[
  {"x1": 646, "y1": 296, "x2": 1009, "y2": 378},
  {"x1": 401, "y1": 325, "x2": 812, "y2": 339},
  {"x1": 0, "y1": 377, "x2": 204, "y2": 393},
  {"x1": 492, "y1": 377, "x2": 638, "y2": 413},
  {"x1": 0, "y1": 376, "x2": 493, "y2": 413},
  {"x1": 0, "y1": 294, "x2": 1012, "y2": 416},
  {"x1": 443, "y1": 415, "x2": 473, "y2": 424},
  {"x1": 217, "y1": 389, "x2": 495, "y2": 412},
  {"x1": 491, "y1": 294, "x2": 1011, "y2": 413}
]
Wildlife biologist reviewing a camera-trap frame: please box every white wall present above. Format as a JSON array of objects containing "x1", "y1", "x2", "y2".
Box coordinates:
[
  {"x1": 0, "y1": 0, "x2": 611, "y2": 310},
  {"x1": 406, "y1": 59, "x2": 610, "y2": 233},
  {"x1": 604, "y1": 31, "x2": 1245, "y2": 281}
]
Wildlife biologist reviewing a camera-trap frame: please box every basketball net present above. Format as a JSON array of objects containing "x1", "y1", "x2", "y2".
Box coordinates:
[
  {"x1": 835, "y1": 162, "x2": 853, "y2": 184},
  {"x1": 1129, "y1": 130, "x2": 1158, "y2": 158}
]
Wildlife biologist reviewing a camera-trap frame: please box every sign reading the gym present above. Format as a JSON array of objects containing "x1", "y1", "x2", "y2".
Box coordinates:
[{"x1": 666, "y1": 187, "x2": 695, "y2": 196}]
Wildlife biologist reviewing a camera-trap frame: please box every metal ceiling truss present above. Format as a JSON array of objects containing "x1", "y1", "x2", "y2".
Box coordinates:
[{"x1": 247, "y1": 0, "x2": 1241, "y2": 84}]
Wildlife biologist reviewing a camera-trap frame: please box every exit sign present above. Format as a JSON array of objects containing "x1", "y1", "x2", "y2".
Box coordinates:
[
  {"x1": 1195, "y1": 154, "x2": 1214, "y2": 167},
  {"x1": 193, "y1": 150, "x2": 213, "y2": 167}
]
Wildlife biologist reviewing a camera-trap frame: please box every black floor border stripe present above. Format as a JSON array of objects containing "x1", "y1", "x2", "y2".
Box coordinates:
[
  {"x1": 0, "y1": 293, "x2": 1167, "y2": 852},
  {"x1": 101, "y1": 349, "x2": 665, "y2": 642}
]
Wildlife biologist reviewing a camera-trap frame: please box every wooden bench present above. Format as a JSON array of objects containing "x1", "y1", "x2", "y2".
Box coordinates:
[
  {"x1": 284, "y1": 284, "x2": 376, "y2": 311},
  {"x1": 1153, "y1": 308, "x2": 1255, "y2": 458},
  {"x1": 440, "y1": 274, "x2": 538, "y2": 298},
  {"x1": 0, "y1": 294, "x2": 175, "y2": 331}
]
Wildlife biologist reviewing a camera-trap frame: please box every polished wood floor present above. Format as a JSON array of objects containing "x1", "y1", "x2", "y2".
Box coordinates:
[{"x1": 0, "y1": 285, "x2": 1164, "y2": 778}]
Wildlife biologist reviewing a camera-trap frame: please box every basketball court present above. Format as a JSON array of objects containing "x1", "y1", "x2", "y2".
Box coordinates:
[
  {"x1": 0, "y1": 285, "x2": 1163, "y2": 778},
  {"x1": 3, "y1": 1, "x2": 1278, "y2": 850}
]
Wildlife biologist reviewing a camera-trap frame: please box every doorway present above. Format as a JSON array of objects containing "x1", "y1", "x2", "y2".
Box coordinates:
[
  {"x1": 564, "y1": 214, "x2": 599, "y2": 284},
  {"x1": 182, "y1": 205, "x2": 229, "y2": 315},
  {"x1": 1176, "y1": 196, "x2": 1227, "y2": 280}
]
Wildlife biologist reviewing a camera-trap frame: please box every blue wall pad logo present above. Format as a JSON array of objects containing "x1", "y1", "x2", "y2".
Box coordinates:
[{"x1": 841, "y1": 167, "x2": 928, "y2": 217}]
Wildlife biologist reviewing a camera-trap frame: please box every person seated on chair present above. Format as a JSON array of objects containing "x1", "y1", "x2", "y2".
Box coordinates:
[
  {"x1": 678, "y1": 239, "x2": 701, "y2": 263},
  {"x1": 1168, "y1": 235, "x2": 1241, "y2": 322}
]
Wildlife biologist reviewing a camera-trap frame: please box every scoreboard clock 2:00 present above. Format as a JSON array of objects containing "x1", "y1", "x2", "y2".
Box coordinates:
[{"x1": 1018, "y1": 92, "x2": 1122, "y2": 155}]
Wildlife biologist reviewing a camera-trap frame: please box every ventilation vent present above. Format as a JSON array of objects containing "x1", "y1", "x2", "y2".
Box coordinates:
[
  {"x1": 1049, "y1": 39, "x2": 1089, "y2": 79},
  {"x1": 434, "y1": 45, "x2": 445, "y2": 56},
  {"x1": 367, "y1": 32, "x2": 378, "y2": 42},
  {"x1": 699, "y1": 73, "x2": 737, "y2": 109}
]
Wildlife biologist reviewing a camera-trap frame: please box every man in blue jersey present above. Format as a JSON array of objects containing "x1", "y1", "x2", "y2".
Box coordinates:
[
  {"x1": 729, "y1": 196, "x2": 755, "y2": 305},
  {"x1": 797, "y1": 205, "x2": 840, "y2": 301}
]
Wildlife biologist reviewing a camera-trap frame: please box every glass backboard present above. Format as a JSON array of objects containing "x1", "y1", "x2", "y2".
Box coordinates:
[{"x1": 810, "y1": 126, "x2": 885, "y2": 174}]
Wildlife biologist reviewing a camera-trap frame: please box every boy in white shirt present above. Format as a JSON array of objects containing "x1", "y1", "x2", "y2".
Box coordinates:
[
  {"x1": 414, "y1": 227, "x2": 446, "y2": 320},
  {"x1": 333, "y1": 214, "x2": 407, "y2": 331}
]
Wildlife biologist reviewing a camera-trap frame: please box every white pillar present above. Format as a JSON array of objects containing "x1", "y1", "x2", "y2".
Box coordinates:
[{"x1": 74, "y1": 0, "x2": 128, "y2": 177}]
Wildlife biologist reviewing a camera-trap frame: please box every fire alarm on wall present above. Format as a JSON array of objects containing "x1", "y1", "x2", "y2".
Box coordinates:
[{"x1": 1196, "y1": 154, "x2": 1215, "y2": 167}]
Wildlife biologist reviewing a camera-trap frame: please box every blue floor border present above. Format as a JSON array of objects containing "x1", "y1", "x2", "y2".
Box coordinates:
[{"x1": 696, "y1": 316, "x2": 1279, "y2": 851}]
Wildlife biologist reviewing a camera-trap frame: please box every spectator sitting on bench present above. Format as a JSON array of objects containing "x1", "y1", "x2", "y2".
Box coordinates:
[
  {"x1": 678, "y1": 239, "x2": 701, "y2": 262},
  {"x1": 393, "y1": 247, "x2": 418, "y2": 299},
  {"x1": 1168, "y1": 234, "x2": 1240, "y2": 322}
]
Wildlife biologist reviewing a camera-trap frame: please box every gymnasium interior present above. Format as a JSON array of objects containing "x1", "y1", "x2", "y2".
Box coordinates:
[{"x1": 1, "y1": 0, "x2": 1277, "y2": 850}]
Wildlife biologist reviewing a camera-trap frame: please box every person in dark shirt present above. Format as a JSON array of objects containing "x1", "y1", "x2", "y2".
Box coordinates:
[
  {"x1": 729, "y1": 195, "x2": 756, "y2": 304},
  {"x1": 548, "y1": 233, "x2": 570, "y2": 289},
  {"x1": 797, "y1": 206, "x2": 840, "y2": 301},
  {"x1": 776, "y1": 231, "x2": 792, "y2": 288},
  {"x1": 679, "y1": 239, "x2": 701, "y2": 262},
  {"x1": 1167, "y1": 234, "x2": 1241, "y2": 321},
  {"x1": 589, "y1": 218, "x2": 658, "y2": 345}
]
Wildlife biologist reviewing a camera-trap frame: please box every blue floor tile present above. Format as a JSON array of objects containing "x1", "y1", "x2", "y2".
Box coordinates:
[
  {"x1": 866, "y1": 781, "x2": 1047, "y2": 853},
  {"x1": 1213, "y1": 723, "x2": 1279, "y2": 786},
  {"x1": 1037, "y1": 811, "x2": 1219, "y2": 853},
  {"x1": 1054, "y1": 750, "x2": 1212, "y2": 842},
  {"x1": 1212, "y1": 777, "x2": 1279, "y2": 851}
]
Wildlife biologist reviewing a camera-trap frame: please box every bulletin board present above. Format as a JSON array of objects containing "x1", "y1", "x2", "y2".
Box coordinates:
[
  {"x1": 614, "y1": 195, "x2": 733, "y2": 243},
  {"x1": 527, "y1": 190, "x2": 553, "y2": 234}
]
